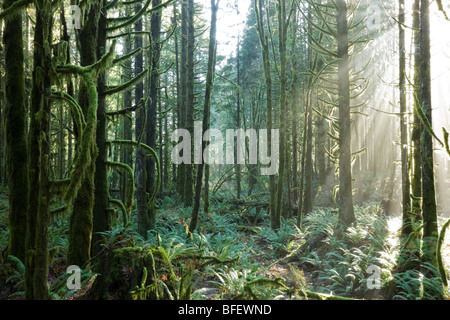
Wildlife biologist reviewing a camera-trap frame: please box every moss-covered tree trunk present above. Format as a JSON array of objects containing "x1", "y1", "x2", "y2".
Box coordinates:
[
  {"x1": 316, "y1": 117, "x2": 327, "y2": 186},
  {"x1": 411, "y1": 0, "x2": 422, "y2": 225},
  {"x1": 254, "y1": 0, "x2": 276, "y2": 229},
  {"x1": 399, "y1": 0, "x2": 412, "y2": 238},
  {"x1": 67, "y1": 2, "x2": 101, "y2": 267},
  {"x1": 274, "y1": 0, "x2": 289, "y2": 229},
  {"x1": 235, "y1": 21, "x2": 241, "y2": 201},
  {"x1": 89, "y1": 246, "x2": 178, "y2": 300},
  {"x1": 303, "y1": 8, "x2": 314, "y2": 217},
  {"x1": 26, "y1": 0, "x2": 53, "y2": 299},
  {"x1": 172, "y1": 2, "x2": 179, "y2": 187},
  {"x1": 190, "y1": 0, "x2": 219, "y2": 233},
  {"x1": 92, "y1": 0, "x2": 111, "y2": 257},
  {"x1": 393, "y1": 0, "x2": 421, "y2": 283},
  {"x1": 419, "y1": 0, "x2": 439, "y2": 272},
  {"x1": 290, "y1": 26, "x2": 300, "y2": 221},
  {"x1": 336, "y1": 0, "x2": 355, "y2": 228},
  {"x1": 183, "y1": 0, "x2": 195, "y2": 208},
  {"x1": 120, "y1": 7, "x2": 134, "y2": 208},
  {"x1": 176, "y1": 0, "x2": 188, "y2": 199},
  {"x1": 135, "y1": 2, "x2": 150, "y2": 238},
  {"x1": 3, "y1": 0, "x2": 29, "y2": 263},
  {"x1": 146, "y1": 0, "x2": 162, "y2": 230}
]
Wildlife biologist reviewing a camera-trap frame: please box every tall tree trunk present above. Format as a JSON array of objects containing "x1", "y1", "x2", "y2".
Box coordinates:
[
  {"x1": 121, "y1": 7, "x2": 133, "y2": 208},
  {"x1": 190, "y1": 0, "x2": 219, "y2": 233},
  {"x1": 399, "y1": 0, "x2": 412, "y2": 237},
  {"x1": 163, "y1": 83, "x2": 169, "y2": 189},
  {"x1": 303, "y1": 86, "x2": 313, "y2": 215},
  {"x1": 419, "y1": 0, "x2": 439, "y2": 270},
  {"x1": 3, "y1": 0, "x2": 28, "y2": 263},
  {"x1": 135, "y1": 2, "x2": 150, "y2": 238},
  {"x1": 290, "y1": 27, "x2": 299, "y2": 221},
  {"x1": 411, "y1": 0, "x2": 422, "y2": 225},
  {"x1": 146, "y1": 0, "x2": 162, "y2": 229},
  {"x1": 159, "y1": 87, "x2": 164, "y2": 193},
  {"x1": 92, "y1": 0, "x2": 111, "y2": 257},
  {"x1": 26, "y1": 0, "x2": 53, "y2": 299},
  {"x1": 298, "y1": 85, "x2": 308, "y2": 227},
  {"x1": 236, "y1": 29, "x2": 241, "y2": 200},
  {"x1": 67, "y1": 3, "x2": 100, "y2": 266},
  {"x1": 303, "y1": 7, "x2": 314, "y2": 216},
  {"x1": 177, "y1": 0, "x2": 188, "y2": 198},
  {"x1": 336, "y1": 0, "x2": 355, "y2": 228},
  {"x1": 172, "y1": 2, "x2": 179, "y2": 186},
  {"x1": 183, "y1": 0, "x2": 195, "y2": 208},
  {"x1": 254, "y1": 0, "x2": 276, "y2": 229},
  {"x1": 274, "y1": 0, "x2": 289, "y2": 229}
]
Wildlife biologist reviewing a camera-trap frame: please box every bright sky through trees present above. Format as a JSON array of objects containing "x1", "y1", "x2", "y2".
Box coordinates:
[{"x1": 198, "y1": 0, "x2": 251, "y2": 56}]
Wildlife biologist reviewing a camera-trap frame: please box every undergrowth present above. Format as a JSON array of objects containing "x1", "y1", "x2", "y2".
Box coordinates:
[{"x1": 0, "y1": 192, "x2": 448, "y2": 300}]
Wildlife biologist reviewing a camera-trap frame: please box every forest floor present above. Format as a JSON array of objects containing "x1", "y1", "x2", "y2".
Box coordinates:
[{"x1": 0, "y1": 190, "x2": 449, "y2": 300}]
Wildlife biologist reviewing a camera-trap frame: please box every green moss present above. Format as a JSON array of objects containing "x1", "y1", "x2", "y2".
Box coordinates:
[
  {"x1": 104, "y1": 68, "x2": 149, "y2": 96},
  {"x1": 108, "y1": 140, "x2": 161, "y2": 210},
  {"x1": 0, "y1": 0, "x2": 33, "y2": 21},
  {"x1": 67, "y1": 174, "x2": 94, "y2": 267},
  {"x1": 106, "y1": 161, "x2": 135, "y2": 214},
  {"x1": 106, "y1": 0, "x2": 152, "y2": 32},
  {"x1": 4, "y1": 0, "x2": 29, "y2": 262},
  {"x1": 109, "y1": 198, "x2": 129, "y2": 228},
  {"x1": 437, "y1": 219, "x2": 450, "y2": 288},
  {"x1": 51, "y1": 91, "x2": 86, "y2": 134},
  {"x1": 98, "y1": 246, "x2": 177, "y2": 300},
  {"x1": 443, "y1": 128, "x2": 450, "y2": 157},
  {"x1": 64, "y1": 72, "x2": 98, "y2": 205}
]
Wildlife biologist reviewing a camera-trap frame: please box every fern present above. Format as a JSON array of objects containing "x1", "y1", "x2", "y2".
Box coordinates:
[{"x1": 7, "y1": 255, "x2": 25, "y2": 274}]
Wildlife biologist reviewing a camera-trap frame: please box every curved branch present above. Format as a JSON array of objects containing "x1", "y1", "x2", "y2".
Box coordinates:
[
  {"x1": 104, "y1": 68, "x2": 149, "y2": 96},
  {"x1": 0, "y1": 0, "x2": 32, "y2": 20},
  {"x1": 107, "y1": 140, "x2": 161, "y2": 210},
  {"x1": 106, "y1": 0, "x2": 152, "y2": 32},
  {"x1": 109, "y1": 198, "x2": 130, "y2": 228},
  {"x1": 106, "y1": 160, "x2": 135, "y2": 213},
  {"x1": 51, "y1": 91, "x2": 86, "y2": 133},
  {"x1": 437, "y1": 219, "x2": 450, "y2": 288},
  {"x1": 106, "y1": 97, "x2": 147, "y2": 117}
]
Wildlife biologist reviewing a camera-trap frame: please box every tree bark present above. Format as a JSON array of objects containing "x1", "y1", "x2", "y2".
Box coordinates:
[
  {"x1": 177, "y1": 0, "x2": 188, "y2": 198},
  {"x1": 3, "y1": 0, "x2": 28, "y2": 263},
  {"x1": 290, "y1": 21, "x2": 299, "y2": 222},
  {"x1": 274, "y1": 0, "x2": 289, "y2": 229},
  {"x1": 26, "y1": 0, "x2": 53, "y2": 299},
  {"x1": 411, "y1": 0, "x2": 422, "y2": 225},
  {"x1": 336, "y1": 0, "x2": 355, "y2": 228},
  {"x1": 135, "y1": 2, "x2": 150, "y2": 238},
  {"x1": 303, "y1": 6, "x2": 315, "y2": 217},
  {"x1": 254, "y1": 0, "x2": 276, "y2": 229},
  {"x1": 399, "y1": 0, "x2": 412, "y2": 237},
  {"x1": 120, "y1": 7, "x2": 134, "y2": 208},
  {"x1": 146, "y1": 0, "x2": 162, "y2": 229},
  {"x1": 67, "y1": 2, "x2": 100, "y2": 266},
  {"x1": 189, "y1": 0, "x2": 219, "y2": 233},
  {"x1": 183, "y1": 0, "x2": 195, "y2": 208},
  {"x1": 92, "y1": 0, "x2": 111, "y2": 257},
  {"x1": 419, "y1": 0, "x2": 438, "y2": 268}
]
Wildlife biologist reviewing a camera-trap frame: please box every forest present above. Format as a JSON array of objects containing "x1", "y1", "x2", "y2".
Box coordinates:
[{"x1": 0, "y1": 0, "x2": 450, "y2": 302}]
